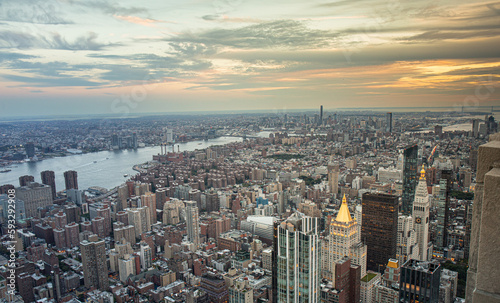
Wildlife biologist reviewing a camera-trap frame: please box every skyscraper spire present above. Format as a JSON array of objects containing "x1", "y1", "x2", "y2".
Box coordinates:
[
  {"x1": 335, "y1": 194, "x2": 353, "y2": 223},
  {"x1": 419, "y1": 164, "x2": 426, "y2": 180}
]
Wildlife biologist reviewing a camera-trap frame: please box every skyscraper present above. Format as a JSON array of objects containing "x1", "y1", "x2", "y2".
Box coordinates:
[
  {"x1": 81, "y1": 238, "x2": 109, "y2": 290},
  {"x1": 185, "y1": 201, "x2": 200, "y2": 249},
  {"x1": 327, "y1": 160, "x2": 340, "y2": 196},
  {"x1": 276, "y1": 212, "x2": 320, "y2": 303},
  {"x1": 19, "y1": 175, "x2": 34, "y2": 187},
  {"x1": 16, "y1": 182, "x2": 52, "y2": 218},
  {"x1": 386, "y1": 112, "x2": 393, "y2": 133},
  {"x1": 25, "y1": 142, "x2": 35, "y2": 158},
  {"x1": 320, "y1": 105, "x2": 324, "y2": 125},
  {"x1": 41, "y1": 170, "x2": 56, "y2": 199},
  {"x1": 435, "y1": 170, "x2": 452, "y2": 252},
  {"x1": 140, "y1": 241, "x2": 152, "y2": 270},
  {"x1": 64, "y1": 170, "x2": 78, "y2": 190},
  {"x1": 126, "y1": 207, "x2": 151, "y2": 238},
  {"x1": 413, "y1": 165, "x2": 430, "y2": 261},
  {"x1": 361, "y1": 193, "x2": 398, "y2": 273},
  {"x1": 141, "y1": 192, "x2": 157, "y2": 224},
  {"x1": 399, "y1": 259, "x2": 441, "y2": 303},
  {"x1": 396, "y1": 215, "x2": 419, "y2": 265},
  {"x1": 402, "y1": 145, "x2": 418, "y2": 215},
  {"x1": 322, "y1": 194, "x2": 367, "y2": 282}
]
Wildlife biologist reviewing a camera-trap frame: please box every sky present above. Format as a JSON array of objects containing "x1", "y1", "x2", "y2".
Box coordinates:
[{"x1": 0, "y1": 0, "x2": 499, "y2": 117}]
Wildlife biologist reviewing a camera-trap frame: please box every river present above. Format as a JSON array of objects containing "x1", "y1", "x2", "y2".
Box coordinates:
[{"x1": 0, "y1": 137, "x2": 242, "y2": 191}]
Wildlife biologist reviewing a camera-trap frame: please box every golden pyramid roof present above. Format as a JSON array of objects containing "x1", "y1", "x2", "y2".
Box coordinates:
[
  {"x1": 419, "y1": 164, "x2": 426, "y2": 180},
  {"x1": 335, "y1": 194, "x2": 353, "y2": 223}
]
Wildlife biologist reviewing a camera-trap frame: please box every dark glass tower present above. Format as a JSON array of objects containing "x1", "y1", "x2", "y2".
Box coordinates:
[
  {"x1": 361, "y1": 193, "x2": 399, "y2": 273},
  {"x1": 435, "y1": 170, "x2": 452, "y2": 252},
  {"x1": 402, "y1": 144, "x2": 418, "y2": 215},
  {"x1": 399, "y1": 259, "x2": 441, "y2": 303}
]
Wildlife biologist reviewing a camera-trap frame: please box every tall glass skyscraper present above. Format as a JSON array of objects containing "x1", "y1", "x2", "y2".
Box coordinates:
[
  {"x1": 402, "y1": 144, "x2": 418, "y2": 215},
  {"x1": 275, "y1": 212, "x2": 320, "y2": 303}
]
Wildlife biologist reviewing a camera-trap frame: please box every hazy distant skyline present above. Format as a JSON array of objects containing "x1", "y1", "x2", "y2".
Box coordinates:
[{"x1": 1, "y1": 0, "x2": 499, "y2": 117}]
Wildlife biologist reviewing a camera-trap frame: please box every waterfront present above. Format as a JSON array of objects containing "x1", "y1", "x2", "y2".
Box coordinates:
[{"x1": 0, "y1": 137, "x2": 242, "y2": 191}]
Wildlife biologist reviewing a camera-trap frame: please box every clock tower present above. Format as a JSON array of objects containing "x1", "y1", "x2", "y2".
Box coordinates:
[{"x1": 413, "y1": 165, "x2": 430, "y2": 260}]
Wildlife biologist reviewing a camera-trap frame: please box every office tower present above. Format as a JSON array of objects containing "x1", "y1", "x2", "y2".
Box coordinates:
[
  {"x1": 327, "y1": 160, "x2": 340, "y2": 195},
  {"x1": 386, "y1": 112, "x2": 393, "y2": 133},
  {"x1": 16, "y1": 182, "x2": 52, "y2": 218},
  {"x1": 19, "y1": 175, "x2": 34, "y2": 187},
  {"x1": 229, "y1": 277, "x2": 253, "y2": 303},
  {"x1": 434, "y1": 125, "x2": 442, "y2": 136},
  {"x1": 111, "y1": 134, "x2": 119, "y2": 149},
  {"x1": 374, "y1": 259, "x2": 400, "y2": 303},
  {"x1": 396, "y1": 215, "x2": 419, "y2": 265},
  {"x1": 399, "y1": 260, "x2": 441, "y2": 302},
  {"x1": 80, "y1": 238, "x2": 109, "y2": 290},
  {"x1": 322, "y1": 194, "x2": 367, "y2": 282},
  {"x1": 472, "y1": 119, "x2": 479, "y2": 138},
  {"x1": 361, "y1": 193, "x2": 398, "y2": 273},
  {"x1": 436, "y1": 170, "x2": 452, "y2": 252},
  {"x1": 64, "y1": 170, "x2": 78, "y2": 190},
  {"x1": 41, "y1": 170, "x2": 56, "y2": 199},
  {"x1": 25, "y1": 142, "x2": 35, "y2": 158},
  {"x1": 200, "y1": 273, "x2": 229, "y2": 303},
  {"x1": 126, "y1": 207, "x2": 151, "y2": 238},
  {"x1": 413, "y1": 165, "x2": 430, "y2": 261},
  {"x1": 185, "y1": 201, "x2": 200, "y2": 249},
  {"x1": 466, "y1": 136, "x2": 500, "y2": 303},
  {"x1": 132, "y1": 132, "x2": 138, "y2": 149},
  {"x1": 276, "y1": 212, "x2": 320, "y2": 303},
  {"x1": 402, "y1": 145, "x2": 418, "y2": 215},
  {"x1": 320, "y1": 105, "x2": 324, "y2": 125},
  {"x1": 141, "y1": 192, "x2": 157, "y2": 224},
  {"x1": 140, "y1": 241, "x2": 152, "y2": 270}
]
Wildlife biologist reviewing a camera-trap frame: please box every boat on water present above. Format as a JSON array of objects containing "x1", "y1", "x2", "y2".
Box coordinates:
[
  {"x1": 123, "y1": 174, "x2": 128, "y2": 177},
  {"x1": 93, "y1": 161, "x2": 97, "y2": 163}
]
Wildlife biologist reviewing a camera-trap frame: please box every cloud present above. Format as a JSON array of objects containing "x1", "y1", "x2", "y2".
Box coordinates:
[
  {"x1": 3, "y1": 74, "x2": 100, "y2": 87},
  {"x1": 0, "y1": 31, "x2": 116, "y2": 50},
  {"x1": 0, "y1": 0, "x2": 73, "y2": 24},
  {"x1": 114, "y1": 15, "x2": 173, "y2": 27},
  {"x1": 75, "y1": 1, "x2": 148, "y2": 16},
  {"x1": 170, "y1": 20, "x2": 338, "y2": 49}
]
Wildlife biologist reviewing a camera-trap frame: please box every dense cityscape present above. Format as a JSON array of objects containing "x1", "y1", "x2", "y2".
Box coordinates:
[{"x1": 0, "y1": 107, "x2": 498, "y2": 303}]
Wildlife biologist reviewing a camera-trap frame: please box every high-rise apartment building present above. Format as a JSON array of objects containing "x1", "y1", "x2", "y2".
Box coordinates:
[
  {"x1": 81, "y1": 238, "x2": 109, "y2": 290},
  {"x1": 322, "y1": 194, "x2": 367, "y2": 282},
  {"x1": 126, "y1": 207, "x2": 151, "y2": 238},
  {"x1": 413, "y1": 165, "x2": 430, "y2": 261},
  {"x1": 41, "y1": 170, "x2": 56, "y2": 199},
  {"x1": 141, "y1": 192, "x2": 157, "y2": 224},
  {"x1": 276, "y1": 212, "x2": 320, "y2": 303},
  {"x1": 19, "y1": 175, "x2": 34, "y2": 187},
  {"x1": 64, "y1": 170, "x2": 78, "y2": 190},
  {"x1": 361, "y1": 193, "x2": 398, "y2": 273},
  {"x1": 16, "y1": 182, "x2": 52, "y2": 218},
  {"x1": 401, "y1": 145, "x2": 418, "y2": 215},
  {"x1": 140, "y1": 241, "x2": 152, "y2": 271},
  {"x1": 185, "y1": 201, "x2": 200, "y2": 249}
]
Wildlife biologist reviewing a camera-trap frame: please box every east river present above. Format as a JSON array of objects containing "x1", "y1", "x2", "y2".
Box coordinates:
[{"x1": 0, "y1": 137, "x2": 242, "y2": 191}]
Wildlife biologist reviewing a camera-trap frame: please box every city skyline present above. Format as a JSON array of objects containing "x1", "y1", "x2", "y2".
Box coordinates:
[{"x1": 1, "y1": 0, "x2": 499, "y2": 117}]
